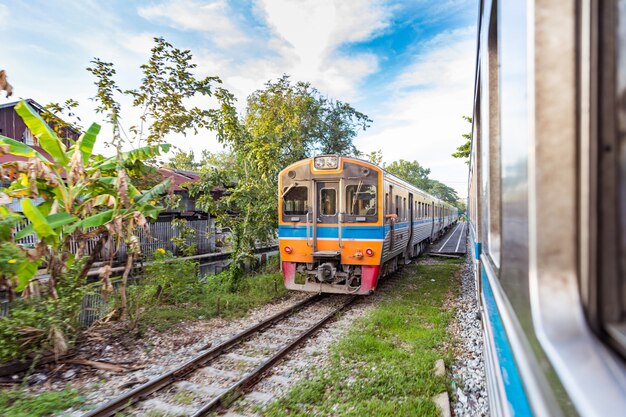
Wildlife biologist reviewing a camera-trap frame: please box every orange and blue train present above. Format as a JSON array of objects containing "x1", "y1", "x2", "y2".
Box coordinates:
[{"x1": 278, "y1": 155, "x2": 458, "y2": 294}]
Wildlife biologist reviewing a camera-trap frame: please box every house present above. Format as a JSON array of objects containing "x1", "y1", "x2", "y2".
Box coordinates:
[{"x1": 156, "y1": 168, "x2": 208, "y2": 221}]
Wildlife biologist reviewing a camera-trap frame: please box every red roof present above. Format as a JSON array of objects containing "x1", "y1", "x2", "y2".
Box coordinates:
[{"x1": 157, "y1": 168, "x2": 200, "y2": 191}]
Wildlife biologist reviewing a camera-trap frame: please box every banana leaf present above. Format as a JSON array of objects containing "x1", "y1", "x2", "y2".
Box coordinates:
[
  {"x1": 75, "y1": 122, "x2": 101, "y2": 163},
  {"x1": 15, "y1": 212, "x2": 78, "y2": 240},
  {"x1": 136, "y1": 178, "x2": 171, "y2": 205},
  {"x1": 94, "y1": 143, "x2": 171, "y2": 171},
  {"x1": 21, "y1": 199, "x2": 56, "y2": 240},
  {"x1": 65, "y1": 209, "x2": 116, "y2": 233},
  {"x1": 15, "y1": 101, "x2": 69, "y2": 166},
  {"x1": 0, "y1": 136, "x2": 49, "y2": 162},
  {"x1": 15, "y1": 259, "x2": 42, "y2": 292}
]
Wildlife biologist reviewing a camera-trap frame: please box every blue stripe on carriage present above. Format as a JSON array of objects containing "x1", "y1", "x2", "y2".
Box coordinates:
[
  {"x1": 482, "y1": 265, "x2": 533, "y2": 416},
  {"x1": 278, "y1": 225, "x2": 384, "y2": 239}
]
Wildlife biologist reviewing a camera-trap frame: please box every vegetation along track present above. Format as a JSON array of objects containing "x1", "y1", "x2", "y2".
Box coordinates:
[{"x1": 83, "y1": 293, "x2": 356, "y2": 416}]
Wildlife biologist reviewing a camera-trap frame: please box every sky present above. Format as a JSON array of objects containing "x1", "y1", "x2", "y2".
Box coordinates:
[{"x1": 0, "y1": 0, "x2": 477, "y2": 197}]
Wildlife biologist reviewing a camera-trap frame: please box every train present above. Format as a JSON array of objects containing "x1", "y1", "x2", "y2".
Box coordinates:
[
  {"x1": 469, "y1": 1, "x2": 626, "y2": 416},
  {"x1": 278, "y1": 155, "x2": 458, "y2": 295}
]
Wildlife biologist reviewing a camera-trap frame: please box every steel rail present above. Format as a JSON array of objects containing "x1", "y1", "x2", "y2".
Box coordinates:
[
  {"x1": 83, "y1": 293, "x2": 323, "y2": 417},
  {"x1": 191, "y1": 295, "x2": 357, "y2": 416}
]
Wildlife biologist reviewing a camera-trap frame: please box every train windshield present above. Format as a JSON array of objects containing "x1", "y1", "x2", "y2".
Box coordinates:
[
  {"x1": 283, "y1": 186, "x2": 308, "y2": 215},
  {"x1": 346, "y1": 184, "x2": 377, "y2": 215}
]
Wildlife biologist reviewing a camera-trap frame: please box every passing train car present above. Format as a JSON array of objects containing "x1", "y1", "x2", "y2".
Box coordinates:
[
  {"x1": 278, "y1": 155, "x2": 457, "y2": 294},
  {"x1": 469, "y1": 1, "x2": 626, "y2": 416}
]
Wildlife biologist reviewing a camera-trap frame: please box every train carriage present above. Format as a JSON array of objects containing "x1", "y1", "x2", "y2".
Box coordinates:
[
  {"x1": 468, "y1": 1, "x2": 626, "y2": 416},
  {"x1": 278, "y1": 155, "x2": 457, "y2": 295}
]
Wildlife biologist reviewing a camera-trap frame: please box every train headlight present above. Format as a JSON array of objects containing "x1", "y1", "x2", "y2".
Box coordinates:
[
  {"x1": 314, "y1": 155, "x2": 339, "y2": 170},
  {"x1": 284, "y1": 246, "x2": 293, "y2": 254},
  {"x1": 354, "y1": 249, "x2": 363, "y2": 259},
  {"x1": 365, "y1": 248, "x2": 374, "y2": 257}
]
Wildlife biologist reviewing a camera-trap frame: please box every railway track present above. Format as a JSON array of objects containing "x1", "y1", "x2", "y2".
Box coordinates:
[{"x1": 84, "y1": 294, "x2": 356, "y2": 417}]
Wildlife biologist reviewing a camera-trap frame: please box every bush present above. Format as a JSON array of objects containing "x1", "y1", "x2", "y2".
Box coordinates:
[
  {"x1": 143, "y1": 249, "x2": 200, "y2": 305},
  {"x1": 0, "y1": 261, "x2": 86, "y2": 363}
]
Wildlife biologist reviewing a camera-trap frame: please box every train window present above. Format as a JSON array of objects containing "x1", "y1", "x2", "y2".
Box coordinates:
[
  {"x1": 403, "y1": 198, "x2": 407, "y2": 220},
  {"x1": 395, "y1": 196, "x2": 400, "y2": 216},
  {"x1": 319, "y1": 188, "x2": 337, "y2": 216},
  {"x1": 283, "y1": 186, "x2": 308, "y2": 215},
  {"x1": 592, "y1": 0, "x2": 626, "y2": 356},
  {"x1": 385, "y1": 193, "x2": 389, "y2": 215},
  {"x1": 346, "y1": 184, "x2": 377, "y2": 215}
]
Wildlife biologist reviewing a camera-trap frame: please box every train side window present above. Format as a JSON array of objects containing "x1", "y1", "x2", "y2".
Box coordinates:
[
  {"x1": 283, "y1": 186, "x2": 308, "y2": 216},
  {"x1": 385, "y1": 193, "x2": 389, "y2": 215},
  {"x1": 346, "y1": 184, "x2": 377, "y2": 216},
  {"x1": 403, "y1": 198, "x2": 407, "y2": 220},
  {"x1": 591, "y1": 0, "x2": 626, "y2": 356},
  {"x1": 395, "y1": 196, "x2": 400, "y2": 216},
  {"x1": 319, "y1": 188, "x2": 337, "y2": 216}
]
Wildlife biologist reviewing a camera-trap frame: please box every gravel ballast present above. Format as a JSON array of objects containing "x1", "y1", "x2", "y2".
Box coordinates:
[{"x1": 449, "y1": 253, "x2": 489, "y2": 416}]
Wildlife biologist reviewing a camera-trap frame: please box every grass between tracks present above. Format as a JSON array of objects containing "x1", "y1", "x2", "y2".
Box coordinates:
[{"x1": 264, "y1": 258, "x2": 462, "y2": 417}]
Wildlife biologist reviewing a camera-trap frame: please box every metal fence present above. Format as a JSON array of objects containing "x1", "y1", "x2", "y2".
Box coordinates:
[{"x1": 13, "y1": 218, "x2": 217, "y2": 263}]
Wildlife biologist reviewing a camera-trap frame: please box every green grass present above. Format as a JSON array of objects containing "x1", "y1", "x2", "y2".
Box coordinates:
[
  {"x1": 140, "y1": 271, "x2": 288, "y2": 332},
  {"x1": 0, "y1": 386, "x2": 84, "y2": 417},
  {"x1": 263, "y1": 258, "x2": 462, "y2": 417}
]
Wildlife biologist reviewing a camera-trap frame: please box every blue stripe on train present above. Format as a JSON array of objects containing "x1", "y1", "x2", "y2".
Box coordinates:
[
  {"x1": 278, "y1": 225, "x2": 384, "y2": 239},
  {"x1": 279, "y1": 220, "x2": 433, "y2": 239},
  {"x1": 482, "y1": 265, "x2": 533, "y2": 416}
]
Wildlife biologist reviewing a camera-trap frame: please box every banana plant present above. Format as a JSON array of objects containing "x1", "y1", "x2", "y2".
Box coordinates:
[{"x1": 0, "y1": 100, "x2": 171, "y2": 297}]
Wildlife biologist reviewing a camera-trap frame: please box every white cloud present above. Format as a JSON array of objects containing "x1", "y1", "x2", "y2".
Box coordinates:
[
  {"x1": 253, "y1": 0, "x2": 390, "y2": 99},
  {"x1": 138, "y1": 0, "x2": 249, "y2": 47},
  {"x1": 356, "y1": 28, "x2": 476, "y2": 197}
]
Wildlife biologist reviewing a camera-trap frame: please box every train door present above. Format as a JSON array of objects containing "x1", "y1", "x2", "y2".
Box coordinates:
[
  {"x1": 388, "y1": 185, "x2": 395, "y2": 250},
  {"x1": 430, "y1": 202, "x2": 435, "y2": 240},
  {"x1": 407, "y1": 193, "x2": 414, "y2": 256},
  {"x1": 313, "y1": 181, "x2": 339, "y2": 252}
]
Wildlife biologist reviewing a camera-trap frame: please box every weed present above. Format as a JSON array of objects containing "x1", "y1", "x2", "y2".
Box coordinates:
[
  {"x1": 138, "y1": 271, "x2": 287, "y2": 332},
  {"x1": 173, "y1": 390, "x2": 196, "y2": 406},
  {"x1": 0, "y1": 386, "x2": 84, "y2": 417}
]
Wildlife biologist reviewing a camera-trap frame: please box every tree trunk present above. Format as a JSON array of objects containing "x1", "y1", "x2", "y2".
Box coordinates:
[
  {"x1": 77, "y1": 235, "x2": 108, "y2": 284},
  {"x1": 119, "y1": 254, "x2": 133, "y2": 321}
]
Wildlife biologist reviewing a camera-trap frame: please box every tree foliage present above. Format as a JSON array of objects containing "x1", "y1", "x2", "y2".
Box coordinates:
[
  {"x1": 385, "y1": 159, "x2": 459, "y2": 204},
  {"x1": 88, "y1": 37, "x2": 224, "y2": 148},
  {"x1": 166, "y1": 150, "x2": 200, "y2": 171},
  {"x1": 452, "y1": 115, "x2": 472, "y2": 161}
]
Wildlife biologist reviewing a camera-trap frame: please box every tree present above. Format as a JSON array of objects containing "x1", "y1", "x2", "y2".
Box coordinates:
[
  {"x1": 385, "y1": 160, "x2": 432, "y2": 190},
  {"x1": 166, "y1": 150, "x2": 200, "y2": 171},
  {"x1": 365, "y1": 149, "x2": 383, "y2": 166},
  {"x1": 452, "y1": 115, "x2": 472, "y2": 161},
  {"x1": 244, "y1": 76, "x2": 371, "y2": 166},
  {"x1": 386, "y1": 159, "x2": 459, "y2": 204}
]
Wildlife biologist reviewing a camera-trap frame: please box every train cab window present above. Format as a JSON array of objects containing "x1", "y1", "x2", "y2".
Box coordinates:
[
  {"x1": 346, "y1": 184, "x2": 377, "y2": 215},
  {"x1": 283, "y1": 186, "x2": 308, "y2": 216},
  {"x1": 319, "y1": 188, "x2": 337, "y2": 216}
]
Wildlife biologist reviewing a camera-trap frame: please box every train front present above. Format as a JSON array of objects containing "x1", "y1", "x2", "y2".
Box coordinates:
[{"x1": 278, "y1": 155, "x2": 383, "y2": 295}]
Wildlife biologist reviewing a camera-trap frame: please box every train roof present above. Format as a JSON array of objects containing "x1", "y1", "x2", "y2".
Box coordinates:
[{"x1": 279, "y1": 155, "x2": 457, "y2": 210}]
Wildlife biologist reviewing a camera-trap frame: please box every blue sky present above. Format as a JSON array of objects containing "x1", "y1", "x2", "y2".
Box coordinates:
[{"x1": 0, "y1": 0, "x2": 477, "y2": 197}]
